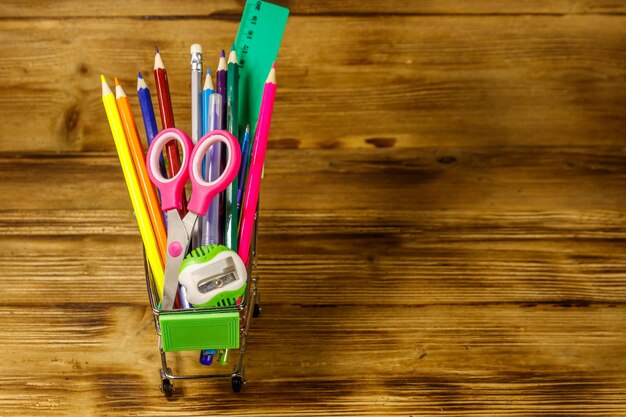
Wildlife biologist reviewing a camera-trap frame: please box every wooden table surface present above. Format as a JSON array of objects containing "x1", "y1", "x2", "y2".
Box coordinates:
[{"x1": 1, "y1": 1, "x2": 625, "y2": 415}]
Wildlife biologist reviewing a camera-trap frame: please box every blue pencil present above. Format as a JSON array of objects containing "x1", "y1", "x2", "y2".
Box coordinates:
[
  {"x1": 201, "y1": 69, "x2": 215, "y2": 179},
  {"x1": 137, "y1": 72, "x2": 166, "y2": 176},
  {"x1": 237, "y1": 125, "x2": 251, "y2": 210},
  {"x1": 201, "y1": 69, "x2": 215, "y2": 133}
]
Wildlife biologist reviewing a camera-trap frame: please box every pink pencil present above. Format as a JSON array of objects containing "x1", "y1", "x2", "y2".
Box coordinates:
[{"x1": 237, "y1": 64, "x2": 277, "y2": 266}]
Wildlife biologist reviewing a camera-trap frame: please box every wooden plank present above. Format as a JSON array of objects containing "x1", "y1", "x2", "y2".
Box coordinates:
[
  {"x1": 1, "y1": 148, "x2": 624, "y2": 212},
  {"x1": 1, "y1": 147, "x2": 623, "y2": 305},
  {"x1": 3, "y1": 304, "x2": 626, "y2": 374},
  {"x1": 0, "y1": 304, "x2": 625, "y2": 415},
  {"x1": 2, "y1": 208, "x2": 626, "y2": 241},
  {"x1": 1, "y1": 0, "x2": 625, "y2": 17},
  {"x1": 0, "y1": 16, "x2": 625, "y2": 152},
  {"x1": 1, "y1": 207, "x2": 625, "y2": 306}
]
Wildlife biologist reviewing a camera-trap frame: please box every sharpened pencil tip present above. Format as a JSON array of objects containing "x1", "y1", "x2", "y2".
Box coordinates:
[
  {"x1": 272, "y1": 62, "x2": 276, "y2": 69},
  {"x1": 154, "y1": 49, "x2": 165, "y2": 70},
  {"x1": 266, "y1": 65, "x2": 276, "y2": 84},
  {"x1": 228, "y1": 49, "x2": 238, "y2": 64},
  {"x1": 221, "y1": 49, "x2": 225, "y2": 58},
  {"x1": 155, "y1": 46, "x2": 159, "y2": 54},
  {"x1": 101, "y1": 75, "x2": 113, "y2": 96},
  {"x1": 246, "y1": 124, "x2": 250, "y2": 132},
  {"x1": 114, "y1": 77, "x2": 120, "y2": 87},
  {"x1": 203, "y1": 69, "x2": 214, "y2": 91},
  {"x1": 137, "y1": 73, "x2": 148, "y2": 91},
  {"x1": 206, "y1": 68, "x2": 211, "y2": 75},
  {"x1": 217, "y1": 54, "x2": 227, "y2": 71}
]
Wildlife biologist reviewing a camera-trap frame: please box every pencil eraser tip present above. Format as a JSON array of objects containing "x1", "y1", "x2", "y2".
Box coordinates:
[{"x1": 191, "y1": 44, "x2": 202, "y2": 54}]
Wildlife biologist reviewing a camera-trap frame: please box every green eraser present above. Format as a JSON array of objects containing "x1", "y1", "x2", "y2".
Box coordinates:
[{"x1": 159, "y1": 311, "x2": 240, "y2": 352}]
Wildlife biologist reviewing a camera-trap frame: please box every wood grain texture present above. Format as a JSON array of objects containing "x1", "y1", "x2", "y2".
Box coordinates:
[
  {"x1": 1, "y1": 1, "x2": 626, "y2": 415},
  {"x1": 1, "y1": 0, "x2": 625, "y2": 17},
  {"x1": 0, "y1": 148, "x2": 625, "y2": 309},
  {"x1": 1, "y1": 208, "x2": 626, "y2": 306},
  {"x1": 1, "y1": 304, "x2": 626, "y2": 415},
  {"x1": 0, "y1": 16, "x2": 625, "y2": 152},
  {"x1": 2, "y1": 148, "x2": 625, "y2": 212}
]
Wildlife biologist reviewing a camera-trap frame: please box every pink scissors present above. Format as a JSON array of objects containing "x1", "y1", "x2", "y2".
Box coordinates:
[{"x1": 147, "y1": 128, "x2": 241, "y2": 310}]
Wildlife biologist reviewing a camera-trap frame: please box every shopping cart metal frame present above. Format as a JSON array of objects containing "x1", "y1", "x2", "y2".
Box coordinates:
[{"x1": 142, "y1": 221, "x2": 261, "y2": 397}]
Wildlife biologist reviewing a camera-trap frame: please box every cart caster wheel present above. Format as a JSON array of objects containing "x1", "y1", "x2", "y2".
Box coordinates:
[
  {"x1": 231, "y1": 375, "x2": 244, "y2": 393},
  {"x1": 161, "y1": 379, "x2": 174, "y2": 398},
  {"x1": 253, "y1": 303, "x2": 261, "y2": 318}
]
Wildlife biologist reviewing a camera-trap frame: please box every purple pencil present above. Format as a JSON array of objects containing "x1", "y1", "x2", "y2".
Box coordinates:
[
  {"x1": 216, "y1": 50, "x2": 228, "y2": 127},
  {"x1": 215, "y1": 50, "x2": 228, "y2": 236}
]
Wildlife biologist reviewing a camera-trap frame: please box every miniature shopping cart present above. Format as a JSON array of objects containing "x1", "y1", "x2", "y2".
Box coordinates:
[{"x1": 143, "y1": 220, "x2": 261, "y2": 397}]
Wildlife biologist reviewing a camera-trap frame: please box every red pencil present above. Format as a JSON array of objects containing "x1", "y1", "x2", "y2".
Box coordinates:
[{"x1": 154, "y1": 47, "x2": 187, "y2": 215}]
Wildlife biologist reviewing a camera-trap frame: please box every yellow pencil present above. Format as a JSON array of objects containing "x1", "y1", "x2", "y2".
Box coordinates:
[
  {"x1": 114, "y1": 78, "x2": 167, "y2": 262},
  {"x1": 101, "y1": 74, "x2": 164, "y2": 299}
]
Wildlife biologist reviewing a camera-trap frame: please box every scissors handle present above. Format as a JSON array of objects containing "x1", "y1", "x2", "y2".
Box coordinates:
[
  {"x1": 188, "y1": 130, "x2": 241, "y2": 216},
  {"x1": 146, "y1": 128, "x2": 193, "y2": 211}
]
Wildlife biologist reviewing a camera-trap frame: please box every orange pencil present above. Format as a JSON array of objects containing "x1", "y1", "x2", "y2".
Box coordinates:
[{"x1": 115, "y1": 78, "x2": 167, "y2": 261}]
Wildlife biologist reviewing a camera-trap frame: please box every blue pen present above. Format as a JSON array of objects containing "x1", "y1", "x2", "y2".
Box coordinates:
[
  {"x1": 199, "y1": 69, "x2": 217, "y2": 366},
  {"x1": 200, "y1": 349, "x2": 217, "y2": 365},
  {"x1": 201, "y1": 68, "x2": 215, "y2": 179},
  {"x1": 179, "y1": 286, "x2": 190, "y2": 309},
  {"x1": 237, "y1": 125, "x2": 251, "y2": 209},
  {"x1": 136, "y1": 73, "x2": 166, "y2": 176},
  {"x1": 200, "y1": 93, "x2": 223, "y2": 248}
]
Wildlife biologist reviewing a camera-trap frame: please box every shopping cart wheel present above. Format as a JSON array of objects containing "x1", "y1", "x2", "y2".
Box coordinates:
[
  {"x1": 253, "y1": 303, "x2": 262, "y2": 318},
  {"x1": 161, "y1": 378, "x2": 174, "y2": 398},
  {"x1": 231, "y1": 375, "x2": 244, "y2": 393}
]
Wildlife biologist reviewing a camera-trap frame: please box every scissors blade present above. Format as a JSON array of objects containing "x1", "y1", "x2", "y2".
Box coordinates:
[
  {"x1": 161, "y1": 209, "x2": 192, "y2": 310},
  {"x1": 181, "y1": 212, "x2": 199, "y2": 239}
]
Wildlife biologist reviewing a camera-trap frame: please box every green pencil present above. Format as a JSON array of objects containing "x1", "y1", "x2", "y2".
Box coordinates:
[{"x1": 224, "y1": 48, "x2": 240, "y2": 251}]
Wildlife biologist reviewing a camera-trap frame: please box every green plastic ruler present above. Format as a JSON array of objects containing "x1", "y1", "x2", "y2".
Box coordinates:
[{"x1": 234, "y1": 0, "x2": 289, "y2": 135}]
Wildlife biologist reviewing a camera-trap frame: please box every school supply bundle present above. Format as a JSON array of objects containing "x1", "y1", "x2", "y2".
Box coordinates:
[{"x1": 100, "y1": 0, "x2": 288, "y2": 397}]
